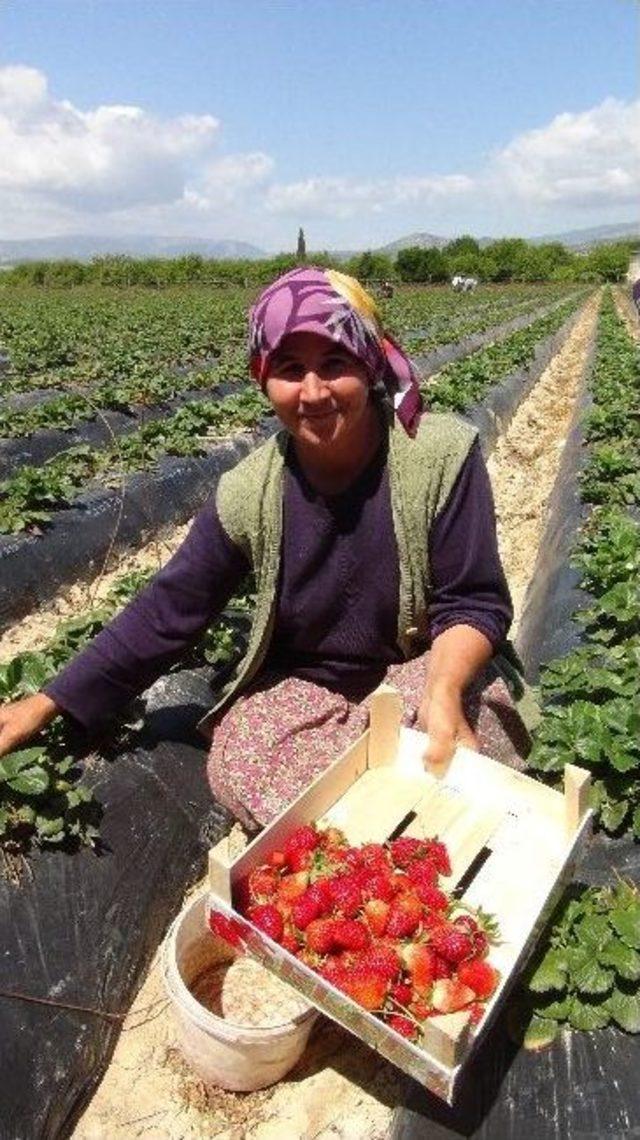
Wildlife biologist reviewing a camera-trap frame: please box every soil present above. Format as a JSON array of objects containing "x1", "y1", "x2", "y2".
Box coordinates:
[
  {"x1": 0, "y1": 521, "x2": 190, "y2": 662},
  {"x1": 487, "y1": 294, "x2": 600, "y2": 627},
  {"x1": 71, "y1": 295, "x2": 600, "y2": 1140}
]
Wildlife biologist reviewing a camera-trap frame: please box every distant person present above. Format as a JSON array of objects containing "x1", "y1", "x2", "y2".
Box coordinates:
[{"x1": 0, "y1": 268, "x2": 531, "y2": 830}]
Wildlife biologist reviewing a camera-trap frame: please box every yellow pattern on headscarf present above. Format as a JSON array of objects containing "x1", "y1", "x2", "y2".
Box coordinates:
[{"x1": 325, "y1": 269, "x2": 383, "y2": 336}]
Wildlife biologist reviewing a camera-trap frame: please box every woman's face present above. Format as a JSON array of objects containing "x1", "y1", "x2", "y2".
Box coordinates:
[{"x1": 264, "y1": 331, "x2": 373, "y2": 451}]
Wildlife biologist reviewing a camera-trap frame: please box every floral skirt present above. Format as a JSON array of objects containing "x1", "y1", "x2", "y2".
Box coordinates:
[{"x1": 206, "y1": 652, "x2": 531, "y2": 831}]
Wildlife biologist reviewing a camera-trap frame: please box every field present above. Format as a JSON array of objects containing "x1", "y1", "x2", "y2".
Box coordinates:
[{"x1": 0, "y1": 278, "x2": 638, "y2": 1139}]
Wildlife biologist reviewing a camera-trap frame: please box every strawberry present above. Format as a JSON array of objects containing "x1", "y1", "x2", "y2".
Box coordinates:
[
  {"x1": 414, "y1": 883, "x2": 449, "y2": 912},
  {"x1": 407, "y1": 859, "x2": 439, "y2": 890},
  {"x1": 337, "y1": 964, "x2": 388, "y2": 1011},
  {"x1": 367, "y1": 944, "x2": 402, "y2": 982},
  {"x1": 359, "y1": 843, "x2": 392, "y2": 875},
  {"x1": 430, "y1": 924, "x2": 474, "y2": 964},
  {"x1": 453, "y1": 914, "x2": 489, "y2": 957},
  {"x1": 247, "y1": 904, "x2": 284, "y2": 943},
  {"x1": 247, "y1": 865, "x2": 279, "y2": 904},
  {"x1": 431, "y1": 978, "x2": 475, "y2": 1014},
  {"x1": 386, "y1": 894, "x2": 423, "y2": 938},
  {"x1": 305, "y1": 918, "x2": 336, "y2": 956},
  {"x1": 328, "y1": 875, "x2": 362, "y2": 917},
  {"x1": 387, "y1": 1013, "x2": 418, "y2": 1040},
  {"x1": 432, "y1": 953, "x2": 453, "y2": 980},
  {"x1": 208, "y1": 911, "x2": 244, "y2": 948},
  {"x1": 457, "y1": 959, "x2": 499, "y2": 1000},
  {"x1": 268, "y1": 849, "x2": 287, "y2": 870},
  {"x1": 389, "y1": 837, "x2": 427, "y2": 869},
  {"x1": 292, "y1": 881, "x2": 332, "y2": 929},
  {"x1": 363, "y1": 899, "x2": 390, "y2": 937},
  {"x1": 402, "y1": 943, "x2": 436, "y2": 995},
  {"x1": 331, "y1": 918, "x2": 371, "y2": 952},
  {"x1": 281, "y1": 930, "x2": 300, "y2": 956},
  {"x1": 390, "y1": 981, "x2": 413, "y2": 1007},
  {"x1": 284, "y1": 824, "x2": 320, "y2": 871},
  {"x1": 277, "y1": 871, "x2": 310, "y2": 907},
  {"x1": 423, "y1": 838, "x2": 451, "y2": 876},
  {"x1": 363, "y1": 871, "x2": 396, "y2": 903}
]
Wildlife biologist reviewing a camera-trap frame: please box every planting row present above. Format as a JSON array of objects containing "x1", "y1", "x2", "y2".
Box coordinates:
[{"x1": 0, "y1": 282, "x2": 578, "y2": 397}]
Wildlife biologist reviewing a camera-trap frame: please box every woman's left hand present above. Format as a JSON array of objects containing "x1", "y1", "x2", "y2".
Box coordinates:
[{"x1": 417, "y1": 681, "x2": 477, "y2": 767}]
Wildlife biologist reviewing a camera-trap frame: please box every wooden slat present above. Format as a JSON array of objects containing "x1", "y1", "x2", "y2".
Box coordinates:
[
  {"x1": 320, "y1": 767, "x2": 426, "y2": 846},
  {"x1": 208, "y1": 836, "x2": 233, "y2": 904},
  {"x1": 422, "y1": 1011, "x2": 471, "y2": 1068},
  {"x1": 367, "y1": 684, "x2": 403, "y2": 769}
]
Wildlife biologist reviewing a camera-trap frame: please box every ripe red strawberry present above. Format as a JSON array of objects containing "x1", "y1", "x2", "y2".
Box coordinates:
[
  {"x1": 431, "y1": 978, "x2": 475, "y2": 1014},
  {"x1": 248, "y1": 865, "x2": 279, "y2": 904},
  {"x1": 415, "y1": 883, "x2": 449, "y2": 912},
  {"x1": 363, "y1": 872, "x2": 396, "y2": 903},
  {"x1": 430, "y1": 924, "x2": 474, "y2": 964},
  {"x1": 247, "y1": 904, "x2": 284, "y2": 943},
  {"x1": 292, "y1": 888, "x2": 323, "y2": 930},
  {"x1": 208, "y1": 910, "x2": 244, "y2": 948},
  {"x1": 363, "y1": 899, "x2": 390, "y2": 937},
  {"x1": 387, "y1": 1013, "x2": 418, "y2": 1040},
  {"x1": 277, "y1": 871, "x2": 310, "y2": 907},
  {"x1": 423, "y1": 838, "x2": 451, "y2": 876},
  {"x1": 331, "y1": 918, "x2": 371, "y2": 952},
  {"x1": 390, "y1": 981, "x2": 413, "y2": 1007},
  {"x1": 337, "y1": 964, "x2": 388, "y2": 1011},
  {"x1": 281, "y1": 930, "x2": 300, "y2": 955},
  {"x1": 453, "y1": 914, "x2": 489, "y2": 957},
  {"x1": 407, "y1": 859, "x2": 439, "y2": 889},
  {"x1": 432, "y1": 953, "x2": 453, "y2": 980},
  {"x1": 389, "y1": 837, "x2": 427, "y2": 868},
  {"x1": 457, "y1": 959, "x2": 499, "y2": 1000},
  {"x1": 305, "y1": 918, "x2": 336, "y2": 956},
  {"x1": 268, "y1": 849, "x2": 287, "y2": 870},
  {"x1": 366, "y1": 944, "x2": 402, "y2": 982},
  {"x1": 386, "y1": 894, "x2": 423, "y2": 938},
  {"x1": 402, "y1": 943, "x2": 436, "y2": 994},
  {"x1": 359, "y1": 843, "x2": 392, "y2": 875},
  {"x1": 328, "y1": 875, "x2": 362, "y2": 917},
  {"x1": 284, "y1": 824, "x2": 320, "y2": 871}
]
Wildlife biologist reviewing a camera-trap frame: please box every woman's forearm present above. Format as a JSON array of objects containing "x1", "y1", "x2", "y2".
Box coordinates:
[
  {"x1": 417, "y1": 624, "x2": 494, "y2": 765},
  {"x1": 423, "y1": 623, "x2": 494, "y2": 700}
]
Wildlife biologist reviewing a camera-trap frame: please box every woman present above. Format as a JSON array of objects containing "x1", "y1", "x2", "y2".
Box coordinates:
[{"x1": 0, "y1": 267, "x2": 530, "y2": 829}]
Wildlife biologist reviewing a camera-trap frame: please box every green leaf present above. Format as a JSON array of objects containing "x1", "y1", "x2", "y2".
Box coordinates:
[
  {"x1": 599, "y1": 938, "x2": 640, "y2": 982},
  {"x1": 632, "y1": 806, "x2": 640, "y2": 840},
  {"x1": 0, "y1": 747, "x2": 47, "y2": 781},
  {"x1": 529, "y1": 949, "x2": 568, "y2": 993},
  {"x1": 7, "y1": 766, "x2": 50, "y2": 796},
  {"x1": 606, "y1": 987, "x2": 640, "y2": 1033},
  {"x1": 534, "y1": 995, "x2": 571, "y2": 1020},
  {"x1": 600, "y1": 798, "x2": 630, "y2": 832},
  {"x1": 575, "y1": 914, "x2": 611, "y2": 952},
  {"x1": 568, "y1": 996, "x2": 610, "y2": 1031},
  {"x1": 610, "y1": 906, "x2": 640, "y2": 949},
  {"x1": 523, "y1": 1016, "x2": 559, "y2": 1051}
]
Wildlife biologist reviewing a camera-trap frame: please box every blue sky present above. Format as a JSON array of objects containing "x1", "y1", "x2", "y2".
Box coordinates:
[{"x1": 1, "y1": 0, "x2": 638, "y2": 249}]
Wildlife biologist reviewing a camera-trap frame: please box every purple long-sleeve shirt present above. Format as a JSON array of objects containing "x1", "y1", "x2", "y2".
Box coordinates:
[{"x1": 45, "y1": 438, "x2": 512, "y2": 728}]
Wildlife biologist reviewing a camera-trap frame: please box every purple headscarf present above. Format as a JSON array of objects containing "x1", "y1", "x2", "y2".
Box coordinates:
[{"x1": 249, "y1": 266, "x2": 423, "y2": 435}]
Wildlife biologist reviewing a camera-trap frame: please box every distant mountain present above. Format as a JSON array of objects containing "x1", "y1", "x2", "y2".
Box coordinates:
[
  {"x1": 376, "y1": 221, "x2": 639, "y2": 258},
  {"x1": 0, "y1": 234, "x2": 266, "y2": 264}
]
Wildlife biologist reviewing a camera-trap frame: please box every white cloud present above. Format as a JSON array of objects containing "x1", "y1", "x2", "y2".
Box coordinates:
[
  {"x1": 490, "y1": 97, "x2": 640, "y2": 208},
  {"x1": 0, "y1": 65, "x2": 275, "y2": 234},
  {"x1": 266, "y1": 173, "x2": 473, "y2": 219}
]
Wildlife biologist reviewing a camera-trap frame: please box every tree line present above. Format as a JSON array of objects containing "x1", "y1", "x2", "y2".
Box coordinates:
[{"x1": 1, "y1": 234, "x2": 636, "y2": 289}]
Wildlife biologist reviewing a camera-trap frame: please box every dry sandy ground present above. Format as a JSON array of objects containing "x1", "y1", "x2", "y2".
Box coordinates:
[
  {"x1": 71, "y1": 295, "x2": 599, "y2": 1140},
  {"x1": 488, "y1": 294, "x2": 600, "y2": 626}
]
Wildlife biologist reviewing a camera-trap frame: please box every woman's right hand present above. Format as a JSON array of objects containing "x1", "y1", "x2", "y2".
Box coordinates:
[{"x1": 0, "y1": 693, "x2": 60, "y2": 758}]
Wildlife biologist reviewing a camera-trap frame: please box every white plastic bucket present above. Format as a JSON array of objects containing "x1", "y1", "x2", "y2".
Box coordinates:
[{"x1": 162, "y1": 893, "x2": 318, "y2": 1091}]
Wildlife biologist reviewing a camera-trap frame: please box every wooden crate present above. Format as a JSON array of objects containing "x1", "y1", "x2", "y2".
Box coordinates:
[{"x1": 207, "y1": 685, "x2": 592, "y2": 1103}]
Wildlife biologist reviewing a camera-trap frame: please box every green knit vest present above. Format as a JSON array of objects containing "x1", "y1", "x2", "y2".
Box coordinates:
[{"x1": 198, "y1": 411, "x2": 479, "y2": 733}]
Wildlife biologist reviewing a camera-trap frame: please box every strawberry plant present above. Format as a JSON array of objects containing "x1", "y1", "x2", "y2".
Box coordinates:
[{"x1": 514, "y1": 881, "x2": 640, "y2": 1049}]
